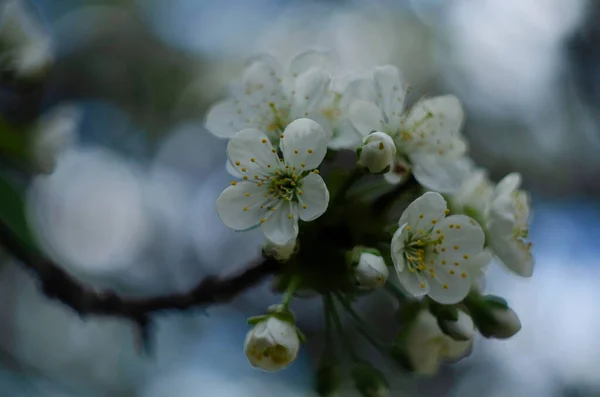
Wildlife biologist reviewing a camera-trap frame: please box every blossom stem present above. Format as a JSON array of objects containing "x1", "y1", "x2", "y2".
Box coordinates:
[
  {"x1": 282, "y1": 274, "x2": 301, "y2": 309},
  {"x1": 331, "y1": 168, "x2": 364, "y2": 207},
  {"x1": 334, "y1": 293, "x2": 386, "y2": 350},
  {"x1": 327, "y1": 294, "x2": 359, "y2": 362},
  {"x1": 371, "y1": 174, "x2": 419, "y2": 215},
  {"x1": 384, "y1": 282, "x2": 407, "y2": 302}
]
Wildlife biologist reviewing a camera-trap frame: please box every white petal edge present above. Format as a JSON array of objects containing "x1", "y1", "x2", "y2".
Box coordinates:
[
  {"x1": 261, "y1": 200, "x2": 299, "y2": 245},
  {"x1": 398, "y1": 191, "x2": 447, "y2": 229},
  {"x1": 298, "y1": 172, "x2": 329, "y2": 221}
]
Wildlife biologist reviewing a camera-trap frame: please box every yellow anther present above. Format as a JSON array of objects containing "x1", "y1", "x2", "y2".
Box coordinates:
[
  {"x1": 260, "y1": 218, "x2": 266, "y2": 223},
  {"x1": 461, "y1": 273, "x2": 467, "y2": 278},
  {"x1": 287, "y1": 213, "x2": 292, "y2": 219},
  {"x1": 243, "y1": 176, "x2": 248, "y2": 180},
  {"x1": 432, "y1": 220, "x2": 437, "y2": 224},
  {"x1": 302, "y1": 204, "x2": 307, "y2": 209},
  {"x1": 378, "y1": 142, "x2": 384, "y2": 150},
  {"x1": 453, "y1": 245, "x2": 459, "y2": 250},
  {"x1": 406, "y1": 226, "x2": 411, "y2": 231},
  {"x1": 436, "y1": 230, "x2": 441, "y2": 234},
  {"x1": 442, "y1": 284, "x2": 448, "y2": 289},
  {"x1": 231, "y1": 181, "x2": 237, "y2": 186},
  {"x1": 441, "y1": 260, "x2": 447, "y2": 265},
  {"x1": 420, "y1": 283, "x2": 426, "y2": 289},
  {"x1": 313, "y1": 170, "x2": 319, "y2": 174},
  {"x1": 441, "y1": 248, "x2": 446, "y2": 252},
  {"x1": 244, "y1": 192, "x2": 250, "y2": 197},
  {"x1": 300, "y1": 163, "x2": 306, "y2": 167},
  {"x1": 250, "y1": 158, "x2": 256, "y2": 162},
  {"x1": 272, "y1": 149, "x2": 276, "y2": 153},
  {"x1": 463, "y1": 254, "x2": 469, "y2": 259},
  {"x1": 241, "y1": 167, "x2": 247, "y2": 172},
  {"x1": 308, "y1": 149, "x2": 313, "y2": 154},
  {"x1": 453, "y1": 262, "x2": 459, "y2": 267},
  {"x1": 444, "y1": 209, "x2": 450, "y2": 214},
  {"x1": 280, "y1": 134, "x2": 285, "y2": 139},
  {"x1": 456, "y1": 225, "x2": 462, "y2": 229},
  {"x1": 243, "y1": 207, "x2": 248, "y2": 211},
  {"x1": 261, "y1": 139, "x2": 267, "y2": 143},
  {"x1": 449, "y1": 224, "x2": 454, "y2": 228},
  {"x1": 419, "y1": 214, "x2": 424, "y2": 219},
  {"x1": 267, "y1": 164, "x2": 271, "y2": 168},
  {"x1": 294, "y1": 150, "x2": 298, "y2": 154},
  {"x1": 450, "y1": 270, "x2": 455, "y2": 275},
  {"x1": 235, "y1": 161, "x2": 241, "y2": 166}
]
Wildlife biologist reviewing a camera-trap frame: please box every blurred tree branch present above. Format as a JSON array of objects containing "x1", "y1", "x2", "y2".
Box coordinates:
[{"x1": 0, "y1": 215, "x2": 279, "y2": 350}]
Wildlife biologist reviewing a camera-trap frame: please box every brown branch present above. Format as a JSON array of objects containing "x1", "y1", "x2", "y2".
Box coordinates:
[{"x1": 0, "y1": 217, "x2": 280, "y2": 349}]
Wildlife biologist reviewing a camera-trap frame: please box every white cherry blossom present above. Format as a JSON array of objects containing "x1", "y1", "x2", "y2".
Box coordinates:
[
  {"x1": 348, "y1": 65, "x2": 468, "y2": 192},
  {"x1": 404, "y1": 310, "x2": 473, "y2": 375},
  {"x1": 206, "y1": 50, "x2": 333, "y2": 146},
  {"x1": 390, "y1": 192, "x2": 485, "y2": 304},
  {"x1": 486, "y1": 173, "x2": 533, "y2": 277},
  {"x1": 216, "y1": 118, "x2": 329, "y2": 245},
  {"x1": 244, "y1": 316, "x2": 300, "y2": 372}
]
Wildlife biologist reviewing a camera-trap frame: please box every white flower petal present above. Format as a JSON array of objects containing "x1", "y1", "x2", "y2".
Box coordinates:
[
  {"x1": 434, "y1": 215, "x2": 485, "y2": 257},
  {"x1": 327, "y1": 119, "x2": 362, "y2": 150},
  {"x1": 488, "y1": 232, "x2": 534, "y2": 277},
  {"x1": 288, "y1": 49, "x2": 329, "y2": 78},
  {"x1": 427, "y1": 260, "x2": 471, "y2": 304},
  {"x1": 398, "y1": 191, "x2": 447, "y2": 229},
  {"x1": 205, "y1": 99, "x2": 243, "y2": 138},
  {"x1": 216, "y1": 181, "x2": 272, "y2": 231},
  {"x1": 290, "y1": 68, "x2": 331, "y2": 118},
  {"x1": 298, "y1": 172, "x2": 329, "y2": 221},
  {"x1": 391, "y1": 225, "x2": 408, "y2": 272},
  {"x1": 240, "y1": 60, "x2": 282, "y2": 106},
  {"x1": 225, "y1": 159, "x2": 242, "y2": 178},
  {"x1": 227, "y1": 128, "x2": 281, "y2": 177},
  {"x1": 348, "y1": 100, "x2": 385, "y2": 137},
  {"x1": 411, "y1": 155, "x2": 469, "y2": 194},
  {"x1": 404, "y1": 95, "x2": 465, "y2": 141},
  {"x1": 396, "y1": 264, "x2": 430, "y2": 298},
  {"x1": 495, "y1": 172, "x2": 522, "y2": 195},
  {"x1": 261, "y1": 200, "x2": 299, "y2": 245},
  {"x1": 339, "y1": 76, "x2": 377, "y2": 109},
  {"x1": 280, "y1": 118, "x2": 328, "y2": 170},
  {"x1": 245, "y1": 53, "x2": 284, "y2": 78},
  {"x1": 372, "y1": 65, "x2": 404, "y2": 127}
]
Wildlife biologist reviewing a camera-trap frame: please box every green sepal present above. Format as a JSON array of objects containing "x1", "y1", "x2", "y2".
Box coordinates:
[
  {"x1": 247, "y1": 315, "x2": 269, "y2": 325},
  {"x1": 483, "y1": 295, "x2": 509, "y2": 310},
  {"x1": 295, "y1": 327, "x2": 307, "y2": 344},
  {"x1": 388, "y1": 344, "x2": 414, "y2": 372}
]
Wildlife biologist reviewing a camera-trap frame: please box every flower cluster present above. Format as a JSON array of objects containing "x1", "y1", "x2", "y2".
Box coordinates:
[{"x1": 206, "y1": 50, "x2": 534, "y2": 395}]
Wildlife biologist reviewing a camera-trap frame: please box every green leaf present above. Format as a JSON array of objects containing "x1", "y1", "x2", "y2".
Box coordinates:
[{"x1": 0, "y1": 175, "x2": 37, "y2": 251}]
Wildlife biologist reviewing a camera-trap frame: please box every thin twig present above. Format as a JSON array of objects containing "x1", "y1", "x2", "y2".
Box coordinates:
[{"x1": 0, "y1": 217, "x2": 280, "y2": 348}]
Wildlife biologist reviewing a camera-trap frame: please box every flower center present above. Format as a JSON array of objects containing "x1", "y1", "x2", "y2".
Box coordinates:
[
  {"x1": 403, "y1": 229, "x2": 442, "y2": 273},
  {"x1": 267, "y1": 173, "x2": 300, "y2": 202}
]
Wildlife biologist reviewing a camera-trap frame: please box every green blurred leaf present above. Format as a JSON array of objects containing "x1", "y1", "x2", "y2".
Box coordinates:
[{"x1": 0, "y1": 175, "x2": 36, "y2": 251}]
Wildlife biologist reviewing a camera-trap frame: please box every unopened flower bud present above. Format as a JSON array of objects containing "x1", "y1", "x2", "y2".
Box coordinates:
[
  {"x1": 357, "y1": 132, "x2": 396, "y2": 174},
  {"x1": 466, "y1": 294, "x2": 522, "y2": 339},
  {"x1": 484, "y1": 305, "x2": 521, "y2": 339},
  {"x1": 437, "y1": 309, "x2": 475, "y2": 342},
  {"x1": 351, "y1": 362, "x2": 389, "y2": 397},
  {"x1": 262, "y1": 238, "x2": 297, "y2": 262},
  {"x1": 356, "y1": 251, "x2": 388, "y2": 288},
  {"x1": 244, "y1": 316, "x2": 300, "y2": 372}
]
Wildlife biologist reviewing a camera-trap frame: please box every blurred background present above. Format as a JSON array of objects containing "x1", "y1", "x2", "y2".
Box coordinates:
[{"x1": 0, "y1": 0, "x2": 598, "y2": 395}]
